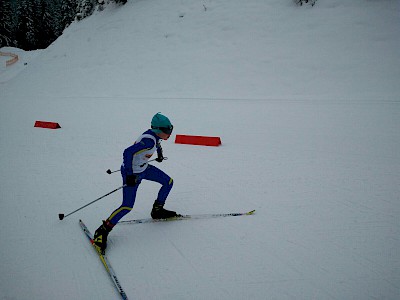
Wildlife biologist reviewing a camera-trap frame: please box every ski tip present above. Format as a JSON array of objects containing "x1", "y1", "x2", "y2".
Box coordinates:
[{"x1": 247, "y1": 210, "x2": 256, "y2": 215}]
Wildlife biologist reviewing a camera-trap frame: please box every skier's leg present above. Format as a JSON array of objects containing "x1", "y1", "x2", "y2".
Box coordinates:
[
  {"x1": 107, "y1": 182, "x2": 139, "y2": 225},
  {"x1": 93, "y1": 174, "x2": 139, "y2": 253},
  {"x1": 141, "y1": 165, "x2": 177, "y2": 219},
  {"x1": 142, "y1": 164, "x2": 173, "y2": 204}
]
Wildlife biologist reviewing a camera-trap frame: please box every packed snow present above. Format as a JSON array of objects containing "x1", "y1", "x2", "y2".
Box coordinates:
[{"x1": 1, "y1": 0, "x2": 399, "y2": 299}]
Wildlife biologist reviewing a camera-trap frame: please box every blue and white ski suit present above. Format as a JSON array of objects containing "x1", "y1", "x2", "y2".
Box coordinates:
[{"x1": 107, "y1": 129, "x2": 173, "y2": 225}]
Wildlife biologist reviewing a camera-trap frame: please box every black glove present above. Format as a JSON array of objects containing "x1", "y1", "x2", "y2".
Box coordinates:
[
  {"x1": 126, "y1": 174, "x2": 138, "y2": 187},
  {"x1": 155, "y1": 145, "x2": 164, "y2": 162}
]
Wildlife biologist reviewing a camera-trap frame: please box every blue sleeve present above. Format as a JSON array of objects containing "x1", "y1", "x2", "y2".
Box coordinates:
[{"x1": 123, "y1": 138, "x2": 155, "y2": 175}]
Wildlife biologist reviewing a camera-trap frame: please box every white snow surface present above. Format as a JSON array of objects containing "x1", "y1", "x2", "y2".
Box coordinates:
[{"x1": 1, "y1": 0, "x2": 399, "y2": 299}]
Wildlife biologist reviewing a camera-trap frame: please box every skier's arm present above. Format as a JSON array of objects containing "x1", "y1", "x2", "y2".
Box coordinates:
[{"x1": 156, "y1": 140, "x2": 164, "y2": 162}]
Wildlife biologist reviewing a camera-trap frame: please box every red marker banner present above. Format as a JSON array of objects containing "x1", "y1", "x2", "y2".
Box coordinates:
[
  {"x1": 175, "y1": 134, "x2": 221, "y2": 146},
  {"x1": 34, "y1": 121, "x2": 61, "y2": 129}
]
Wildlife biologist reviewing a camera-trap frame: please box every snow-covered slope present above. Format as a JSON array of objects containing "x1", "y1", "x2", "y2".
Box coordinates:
[
  {"x1": 3, "y1": 0, "x2": 400, "y2": 100},
  {"x1": 1, "y1": 0, "x2": 399, "y2": 299}
]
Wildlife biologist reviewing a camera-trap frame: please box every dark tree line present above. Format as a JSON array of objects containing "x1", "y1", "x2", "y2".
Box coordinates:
[
  {"x1": 0, "y1": 0, "x2": 125, "y2": 50},
  {"x1": 294, "y1": 0, "x2": 317, "y2": 6}
]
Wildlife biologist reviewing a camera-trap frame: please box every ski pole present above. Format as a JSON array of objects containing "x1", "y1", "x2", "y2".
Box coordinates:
[
  {"x1": 58, "y1": 185, "x2": 126, "y2": 220},
  {"x1": 142, "y1": 157, "x2": 168, "y2": 166},
  {"x1": 106, "y1": 157, "x2": 168, "y2": 174},
  {"x1": 106, "y1": 168, "x2": 120, "y2": 174}
]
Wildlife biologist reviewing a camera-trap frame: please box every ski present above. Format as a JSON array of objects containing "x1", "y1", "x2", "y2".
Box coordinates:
[
  {"x1": 79, "y1": 220, "x2": 129, "y2": 300},
  {"x1": 119, "y1": 210, "x2": 255, "y2": 225}
]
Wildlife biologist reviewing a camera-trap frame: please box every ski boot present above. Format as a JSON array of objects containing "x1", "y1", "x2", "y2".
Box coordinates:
[
  {"x1": 93, "y1": 220, "x2": 114, "y2": 255},
  {"x1": 151, "y1": 200, "x2": 179, "y2": 219}
]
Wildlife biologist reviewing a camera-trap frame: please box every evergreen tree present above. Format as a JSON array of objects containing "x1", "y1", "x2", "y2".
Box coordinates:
[
  {"x1": 295, "y1": 0, "x2": 317, "y2": 6},
  {"x1": 61, "y1": 0, "x2": 78, "y2": 29},
  {"x1": 0, "y1": 0, "x2": 16, "y2": 48},
  {"x1": 14, "y1": 0, "x2": 63, "y2": 50},
  {"x1": 46, "y1": 0, "x2": 63, "y2": 38},
  {"x1": 7, "y1": 0, "x2": 116, "y2": 50},
  {"x1": 76, "y1": 0, "x2": 96, "y2": 21},
  {"x1": 35, "y1": 0, "x2": 57, "y2": 48},
  {"x1": 16, "y1": 0, "x2": 39, "y2": 50}
]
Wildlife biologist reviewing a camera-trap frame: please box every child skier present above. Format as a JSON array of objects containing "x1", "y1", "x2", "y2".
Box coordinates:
[{"x1": 93, "y1": 113, "x2": 178, "y2": 254}]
